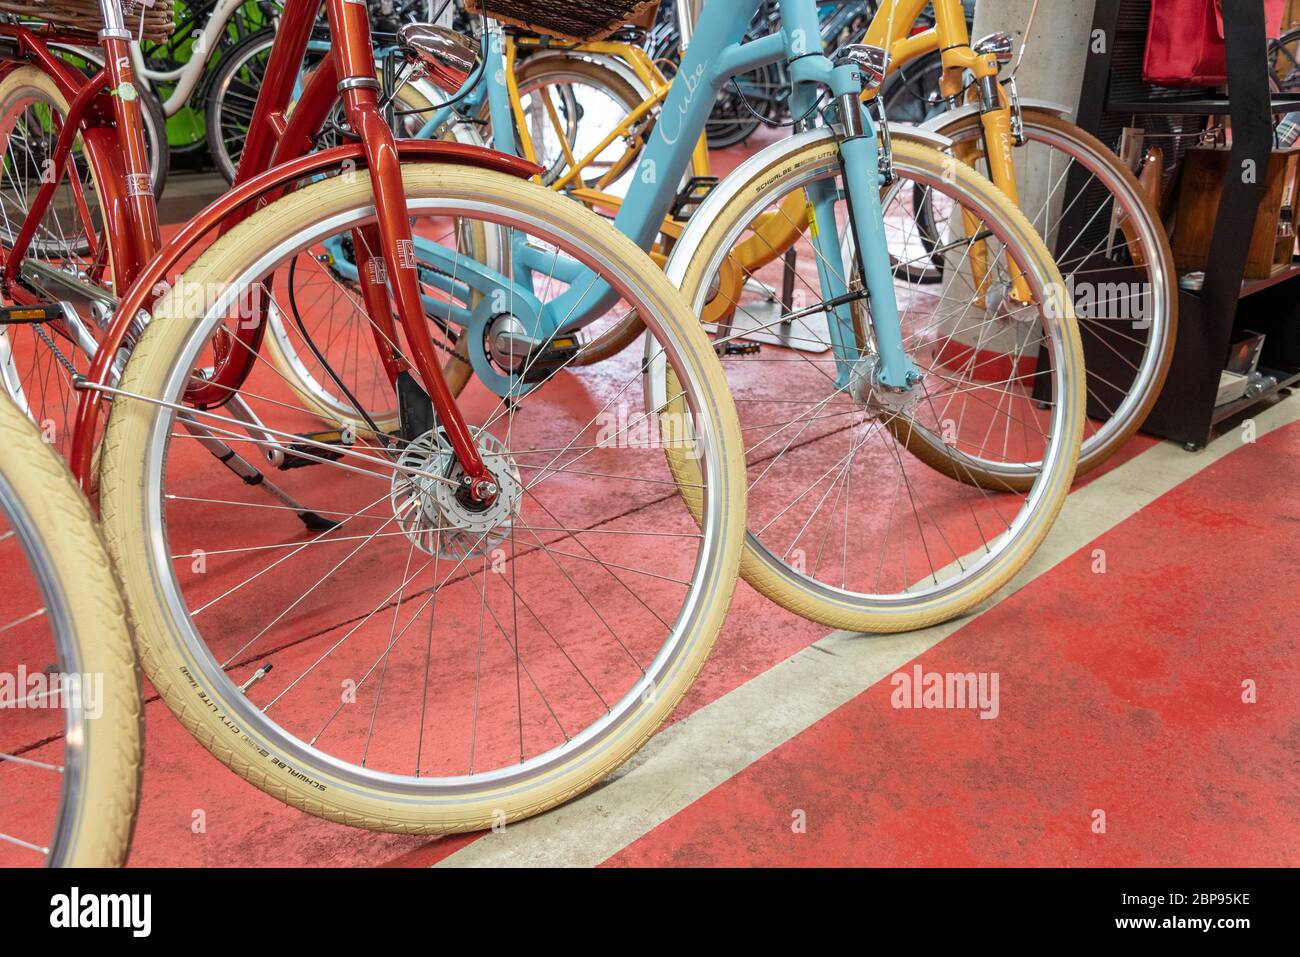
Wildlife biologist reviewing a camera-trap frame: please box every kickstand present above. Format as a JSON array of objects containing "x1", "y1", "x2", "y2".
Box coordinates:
[{"x1": 179, "y1": 412, "x2": 339, "y2": 532}]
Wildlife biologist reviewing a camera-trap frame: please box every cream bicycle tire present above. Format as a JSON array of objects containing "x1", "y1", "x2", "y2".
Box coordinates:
[
  {"x1": 0, "y1": 396, "x2": 142, "y2": 867},
  {"x1": 98, "y1": 163, "x2": 746, "y2": 833}
]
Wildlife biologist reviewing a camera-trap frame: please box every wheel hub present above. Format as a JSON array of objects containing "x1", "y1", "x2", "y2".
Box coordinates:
[
  {"x1": 985, "y1": 278, "x2": 1033, "y2": 323},
  {"x1": 848, "y1": 354, "x2": 923, "y2": 415},
  {"x1": 389, "y1": 428, "x2": 522, "y2": 560}
]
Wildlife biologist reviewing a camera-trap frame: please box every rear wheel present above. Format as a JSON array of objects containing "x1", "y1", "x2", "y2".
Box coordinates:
[
  {"x1": 914, "y1": 108, "x2": 1176, "y2": 483},
  {"x1": 1269, "y1": 27, "x2": 1300, "y2": 92},
  {"x1": 515, "y1": 54, "x2": 647, "y2": 194}
]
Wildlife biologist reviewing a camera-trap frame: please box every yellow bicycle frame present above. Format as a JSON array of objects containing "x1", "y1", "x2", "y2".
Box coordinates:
[
  {"x1": 864, "y1": 0, "x2": 1031, "y2": 301},
  {"x1": 507, "y1": 36, "x2": 711, "y2": 212}
]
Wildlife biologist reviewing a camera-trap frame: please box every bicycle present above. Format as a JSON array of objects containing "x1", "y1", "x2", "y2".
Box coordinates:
[
  {"x1": 436, "y1": 0, "x2": 1172, "y2": 487},
  {"x1": 6, "y1": 1, "x2": 273, "y2": 196},
  {"x1": 0, "y1": 0, "x2": 749, "y2": 833},
  {"x1": 218, "y1": 0, "x2": 1086, "y2": 632},
  {"x1": 0, "y1": 392, "x2": 141, "y2": 867}
]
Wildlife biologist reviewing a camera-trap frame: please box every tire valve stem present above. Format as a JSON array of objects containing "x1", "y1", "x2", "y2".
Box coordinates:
[{"x1": 238, "y1": 663, "x2": 274, "y2": 695}]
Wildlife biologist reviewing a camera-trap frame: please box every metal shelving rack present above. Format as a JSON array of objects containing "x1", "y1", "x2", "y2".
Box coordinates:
[{"x1": 1073, "y1": 0, "x2": 1300, "y2": 449}]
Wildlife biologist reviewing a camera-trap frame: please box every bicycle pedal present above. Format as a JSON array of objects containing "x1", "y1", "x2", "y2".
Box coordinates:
[
  {"x1": 0, "y1": 303, "x2": 61, "y2": 324},
  {"x1": 277, "y1": 429, "x2": 353, "y2": 470},
  {"x1": 720, "y1": 341, "x2": 762, "y2": 357},
  {"x1": 519, "y1": 334, "x2": 584, "y2": 384},
  {"x1": 670, "y1": 176, "x2": 719, "y2": 221}
]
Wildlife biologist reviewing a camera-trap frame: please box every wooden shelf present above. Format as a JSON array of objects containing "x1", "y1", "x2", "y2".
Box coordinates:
[
  {"x1": 1108, "y1": 92, "x2": 1300, "y2": 115},
  {"x1": 1241, "y1": 261, "x2": 1300, "y2": 297},
  {"x1": 1210, "y1": 367, "x2": 1300, "y2": 425}
]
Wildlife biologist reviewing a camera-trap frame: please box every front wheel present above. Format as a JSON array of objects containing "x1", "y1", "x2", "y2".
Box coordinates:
[
  {"x1": 99, "y1": 162, "x2": 746, "y2": 833},
  {"x1": 655, "y1": 134, "x2": 1085, "y2": 633},
  {"x1": 0, "y1": 395, "x2": 142, "y2": 867}
]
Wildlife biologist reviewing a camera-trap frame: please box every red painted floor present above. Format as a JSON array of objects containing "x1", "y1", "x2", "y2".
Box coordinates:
[
  {"x1": 605, "y1": 420, "x2": 1300, "y2": 867},
  {"x1": 0, "y1": 136, "x2": 1285, "y2": 868},
  {"x1": 84, "y1": 412, "x2": 1281, "y2": 868}
]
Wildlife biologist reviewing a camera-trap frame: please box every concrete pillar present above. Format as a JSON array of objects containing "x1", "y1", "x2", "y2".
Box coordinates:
[
  {"x1": 971, "y1": 0, "x2": 1093, "y2": 116},
  {"x1": 970, "y1": 0, "x2": 1097, "y2": 245}
]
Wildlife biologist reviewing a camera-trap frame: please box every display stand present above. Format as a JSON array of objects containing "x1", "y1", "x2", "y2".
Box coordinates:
[{"x1": 1074, "y1": 0, "x2": 1300, "y2": 449}]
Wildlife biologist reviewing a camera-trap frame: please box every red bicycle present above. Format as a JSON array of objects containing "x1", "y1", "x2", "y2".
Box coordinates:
[{"x1": 1, "y1": 0, "x2": 747, "y2": 832}]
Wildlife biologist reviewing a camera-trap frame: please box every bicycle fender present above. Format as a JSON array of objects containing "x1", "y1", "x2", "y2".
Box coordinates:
[
  {"x1": 889, "y1": 126, "x2": 956, "y2": 151},
  {"x1": 522, "y1": 50, "x2": 656, "y2": 101},
  {"x1": 69, "y1": 139, "x2": 541, "y2": 492}
]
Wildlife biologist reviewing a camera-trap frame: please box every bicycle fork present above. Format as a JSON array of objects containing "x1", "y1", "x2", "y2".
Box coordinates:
[
  {"x1": 942, "y1": 42, "x2": 1034, "y2": 305},
  {"x1": 793, "y1": 52, "x2": 921, "y2": 396},
  {"x1": 327, "y1": 0, "x2": 497, "y2": 503}
]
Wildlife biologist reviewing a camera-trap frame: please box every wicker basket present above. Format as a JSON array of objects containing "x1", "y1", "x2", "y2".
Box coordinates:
[
  {"x1": 465, "y1": 0, "x2": 660, "y2": 42},
  {"x1": 0, "y1": 0, "x2": 177, "y2": 41}
]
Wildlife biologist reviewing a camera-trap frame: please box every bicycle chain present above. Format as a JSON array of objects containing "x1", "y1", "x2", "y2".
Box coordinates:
[{"x1": 33, "y1": 323, "x2": 81, "y2": 378}]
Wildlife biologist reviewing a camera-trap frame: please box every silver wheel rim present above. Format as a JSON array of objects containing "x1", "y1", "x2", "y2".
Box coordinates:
[{"x1": 129, "y1": 191, "x2": 736, "y2": 797}]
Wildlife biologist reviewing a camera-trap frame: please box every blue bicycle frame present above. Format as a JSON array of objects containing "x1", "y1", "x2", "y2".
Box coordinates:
[{"x1": 363, "y1": 0, "x2": 921, "y2": 396}]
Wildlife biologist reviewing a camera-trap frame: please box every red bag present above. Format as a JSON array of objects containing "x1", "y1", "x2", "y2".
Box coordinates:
[{"x1": 1144, "y1": 0, "x2": 1286, "y2": 87}]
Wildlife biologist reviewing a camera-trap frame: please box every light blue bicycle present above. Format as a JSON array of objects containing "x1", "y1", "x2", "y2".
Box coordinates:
[{"x1": 271, "y1": 0, "x2": 1086, "y2": 630}]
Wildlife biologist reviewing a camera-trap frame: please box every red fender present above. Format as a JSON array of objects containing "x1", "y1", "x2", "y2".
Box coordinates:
[{"x1": 69, "y1": 140, "x2": 542, "y2": 492}]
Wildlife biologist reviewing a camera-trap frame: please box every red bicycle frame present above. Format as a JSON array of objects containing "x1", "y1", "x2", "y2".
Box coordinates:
[
  {"x1": 65, "y1": 0, "x2": 539, "y2": 495},
  {"x1": 0, "y1": 14, "x2": 160, "y2": 294}
]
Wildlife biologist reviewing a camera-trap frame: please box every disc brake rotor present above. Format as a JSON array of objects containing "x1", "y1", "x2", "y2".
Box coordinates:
[{"x1": 389, "y1": 428, "x2": 522, "y2": 561}]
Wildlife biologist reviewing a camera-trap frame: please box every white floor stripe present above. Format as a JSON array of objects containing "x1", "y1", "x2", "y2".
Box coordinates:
[{"x1": 436, "y1": 394, "x2": 1300, "y2": 867}]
